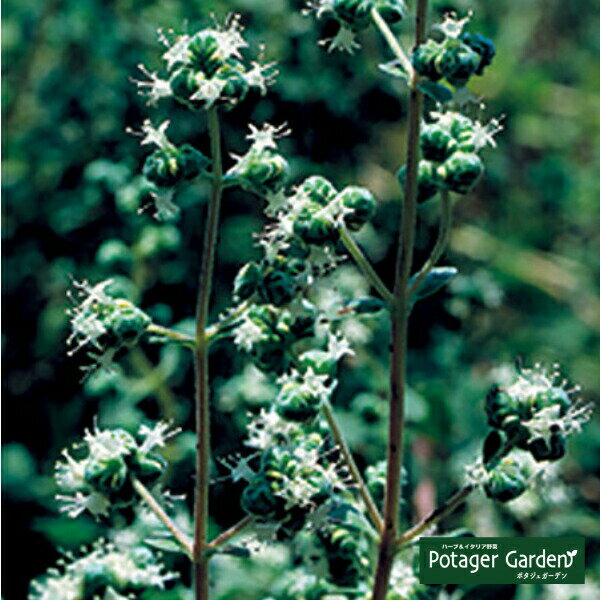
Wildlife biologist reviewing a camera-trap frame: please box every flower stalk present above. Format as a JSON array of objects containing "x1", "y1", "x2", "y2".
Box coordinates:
[
  {"x1": 371, "y1": 2, "x2": 429, "y2": 599},
  {"x1": 193, "y1": 106, "x2": 223, "y2": 600}
]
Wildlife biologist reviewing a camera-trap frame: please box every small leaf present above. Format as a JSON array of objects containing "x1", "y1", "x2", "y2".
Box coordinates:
[
  {"x1": 379, "y1": 60, "x2": 409, "y2": 82},
  {"x1": 410, "y1": 266, "x2": 458, "y2": 302},
  {"x1": 205, "y1": 545, "x2": 252, "y2": 559},
  {"x1": 482, "y1": 429, "x2": 506, "y2": 464},
  {"x1": 417, "y1": 81, "x2": 453, "y2": 103}
]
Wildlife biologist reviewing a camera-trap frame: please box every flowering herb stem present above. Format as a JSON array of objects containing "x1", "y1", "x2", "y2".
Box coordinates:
[
  {"x1": 371, "y1": 2, "x2": 428, "y2": 599},
  {"x1": 321, "y1": 400, "x2": 384, "y2": 533},
  {"x1": 396, "y1": 484, "x2": 475, "y2": 549},
  {"x1": 193, "y1": 106, "x2": 223, "y2": 600},
  {"x1": 146, "y1": 323, "x2": 197, "y2": 347},
  {"x1": 370, "y1": 7, "x2": 415, "y2": 81},
  {"x1": 205, "y1": 301, "x2": 249, "y2": 342},
  {"x1": 339, "y1": 227, "x2": 393, "y2": 305},
  {"x1": 132, "y1": 477, "x2": 194, "y2": 558},
  {"x1": 407, "y1": 189, "x2": 453, "y2": 300},
  {"x1": 205, "y1": 515, "x2": 256, "y2": 551}
]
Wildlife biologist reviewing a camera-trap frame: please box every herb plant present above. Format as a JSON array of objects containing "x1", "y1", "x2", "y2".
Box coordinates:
[{"x1": 30, "y1": 2, "x2": 592, "y2": 600}]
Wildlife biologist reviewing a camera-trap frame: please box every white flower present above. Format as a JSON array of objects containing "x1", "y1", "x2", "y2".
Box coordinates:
[
  {"x1": 189, "y1": 75, "x2": 228, "y2": 107},
  {"x1": 151, "y1": 188, "x2": 179, "y2": 221},
  {"x1": 139, "y1": 119, "x2": 173, "y2": 150},
  {"x1": 138, "y1": 421, "x2": 180, "y2": 454},
  {"x1": 320, "y1": 26, "x2": 361, "y2": 54},
  {"x1": 246, "y1": 122, "x2": 290, "y2": 153},
  {"x1": 133, "y1": 64, "x2": 172, "y2": 105},
  {"x1": 160, "y1": 31, "x2": 191, "y2": 70},
  {"x1": 435, "y1": 12, "x2": 472, "y2": 39},
  {"x1": 327, "y1": 333, "x2": 354, "y2": 361},
  {"x1": 245, "y1": 61, "x2": 277, "y2": 94},
  {"x1": 57, "y1": 490, "x2": 111, "y2": 518},
  {"x1": 233, "y1": 313, "x2": 268, "y2": 351}
]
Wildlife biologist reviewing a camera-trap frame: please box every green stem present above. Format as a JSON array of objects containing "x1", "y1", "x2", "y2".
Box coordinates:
[
  {"x1": 396, "y1": 484, "x2": 475, "y2": 548},
  {"x1": 407, "y1": 190, "x2": 452, "y2": 300},
  {"x1": 371, "y1": 7, "x2": 415, "y2": 80},
  {"x1": 205, "y1": 515, "x2": 256, "y2": 551},
  {"x1": 132, "y1": 477, "x2": 193, "y2": 558},
  {"x1": 193, "y1": 106, "x2": 223, "y2": 600},
  {"x1": 147, "y1": 323, "x2": 197, "y2": 348},
  {"x1": 371, "y1": 2, "x2": 428, "y2": 599},
  {"x1": 205, "y1": 301, "x2": 248, "y2": 342},
  {"x1": 321, "y1": 400, "x2": 384, "y2": 533},
  {"x1": 339, "y1": 227, "x2": 394, "y2": 305}
]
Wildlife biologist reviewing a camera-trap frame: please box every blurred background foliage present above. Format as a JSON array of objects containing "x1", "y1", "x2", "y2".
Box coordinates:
[{"x1": 2, "y1": 0, "x2": 600, "y2": 598}]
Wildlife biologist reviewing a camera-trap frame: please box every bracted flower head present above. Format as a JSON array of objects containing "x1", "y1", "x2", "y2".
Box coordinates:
[
  {"x1": 29, "y1": 540, "x2": 175, "y2": 600},
  {"x1": 55, "y1": 421, "x2": 178, "y2": 518}
]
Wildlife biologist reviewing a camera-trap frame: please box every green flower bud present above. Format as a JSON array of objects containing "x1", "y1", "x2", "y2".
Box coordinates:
[
  {"x1": 397, "y1": 160, "x2": 440, "y2": 203},
  {"x1": 169, "y1": 67, "x2": 198, "y2": 102},
  {"x1": 483, "y1": 457, "x2": 527, "y2": 503},
  {"x1": 234, "y1": 262, "x2": 262, "y2": 300},
  {"x1": 293, "y1": 206, "x2": 339, "y2": 244},
  {"x1": 338, "y1": 185, "x2": 377, "y2": 231},
  {"x1": 187, "y1": 31, "x2": 224, "y2": 77},
  {"x1": 298, "y1": 175, "x2": 338, "y2": 206},
  {"x1": 241, "y1": 475, "x2": 280, "y2": 517},
  {"x1": 129, "y1": 451, "x2": 166, "y2": 484},
  {"x1": 106, "y1": 300, "x2": 152, "y2": 345},
  {"x1": 375, "y1": 0, "x2": 406, "y2": 24},
  {"x1": 528, "y1": 426, "x2": 566, "y2": 462},
  {"x1": 178, "y1": 144, "x2": 210, "y2": 179},
  {"x1": 333, "y1": 0, "x2": 373, "y2": 31},
  {"x1": 259, "y1": 268, "x2": 296, "y2": 306},
  {"x1": 280, "y1": 235, "x2": 311, "y2": 260},
  {"x1": 461, "y1": 32, "x2": 496, "y2": 75},
  {"x1": 420, "y1": 123, "x2": 458, "y2": 162},
  {"x1": 239, "y1": 151, "x2": 289, "y2": 193},
  {"x1": 84, "y1": 456, "x2": 128, "y2": 494},
  {"x1": 143, "y1": 149, "x2": 181, "y2": 188},
  {"x1": 275, "y1": 381, "x2": 322, "y2": 423},
  {"x1": 485, "y1": 385, "x2": 521, "y2": 429},
  {"x1": 412, "y1": 39, "x2": 444, "y2": 81},
  {"x1": 437, "y1": 151, "x2": 483, "y2": 194},
  {"x1": 217, "y1": 61, "x2": 250, "y2": 107},
  {"x1": 435, "y1": 40, "x2": 481, "y2": 87}
]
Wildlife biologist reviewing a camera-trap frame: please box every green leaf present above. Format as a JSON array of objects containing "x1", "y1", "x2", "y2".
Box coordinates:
[
  {"x1": 379, "y1": 60, "x2": 409, "y2": 82},
  {"x1": 417, "y1": 80, "x2": 454, "y2": 103},
  {"x1": 410, "y1": 266, "x2": 458, "y2": 302}
]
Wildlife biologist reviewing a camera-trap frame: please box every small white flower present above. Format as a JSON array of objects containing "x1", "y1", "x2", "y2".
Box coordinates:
[
  {"x1": 133, "y1": 64, "x2": 172, "y2": 105},
  {"x1": 246, "y1": 122, "x2": 290, "y2": 153},
  {"x1": 319, "y1": 26, "x2": 361, "y2": 54},
  {"x1": 138, "y1": 421, "x2": 180, "y2": 454},
  {"x1": 189, "y1": 75, "x2": 228, "y2": 107},
  {"x1": 245, "y1": 61, "x2": 277, "y2": 94},
  {"x1": 57, "y1": 490, "x2": 111, "y2": 518},
  {"x1": 160, "y1": 32, "x2": 191, "y2": 70},
  {"x1": 151, "y1": 188, "x2": 180, "y2": 221},
  {"x1": 436, "y1": 12, "x2": 472, "y2": 39},
  {"x1": 233, "y1": 313, "x2": 268, "y2": 351},
  {"x1": 327, "y1": 333, "x2": 354, "y2": 361}
]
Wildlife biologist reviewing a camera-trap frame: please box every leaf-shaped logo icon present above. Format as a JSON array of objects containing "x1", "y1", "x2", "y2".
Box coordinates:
[{"x1": 567, "y1": 550, "x2": 578, "y2": 559}]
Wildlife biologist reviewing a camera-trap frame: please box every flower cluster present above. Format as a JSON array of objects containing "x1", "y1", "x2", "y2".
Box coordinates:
[
  {"x1": 479, "y1": 364, "x2": 591, "y2": 502},
  {"x1": 55, "y1": 421, "x2": 177, "y2": 518},
  {"x1": 412, "y1": 14, "x2": 495, "y2": 87},
  {"x1": 29, "y1": 541, "x2": 174, "y2": 600},
  {"x1": 306, "y1": 0, "x2": 407, "y2": 53},
  {"x1": 399, "y1": 110, "x2": 501, "y2": 201},
  {"x1": 136, "y1": 15, "x2": 275, "y2": 110},
  {"x1": 67, "y1": 280, "x2": 152, "y2": 367}
]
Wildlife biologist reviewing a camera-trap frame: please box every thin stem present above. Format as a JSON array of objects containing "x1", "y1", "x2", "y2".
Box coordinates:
[
  {"x1": 205, "y1": 515, "x2": 256, "y2": 551},
  {"x1": 147, "y1": 323, "x2": 197, "y2": 347},
  {"x1": 205, "y1": 301, "x2": 248, "y2": 342},
  {"x1": 371, "y1": 7, "x2": 415, "y2": 81},
  {"x1": 128, "y1": 347, "x2": 179, "y2": 422},
  {"x1": 371, "y1": 2, "x2": 428, "y2": 599},
  {"x1": 396, "y1": 484, "x2": 475, "y2": 547},
  {"x1": 193, "y1": 106, "x2": 223, "y2": 600},
  {"x1": 132, "y1": 477, "x2": 194, "y2": 558},
  {"x1": 407, "y1": 190, "x2": 452, "y2": 300},
  {"x1": 321, "y1": 401, "x2": 384, "y2": 533},
  {"x1": 339, "y1": 227, "x2": 394, "y2": 305}
]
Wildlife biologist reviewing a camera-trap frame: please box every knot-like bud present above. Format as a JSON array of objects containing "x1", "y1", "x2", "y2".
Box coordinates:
[
  {"x1": 483, "y1": 457, "x2": 527, "y2": 502},
  {"x1": 420, "y1": 123, "x2": 458, "y2": 162},
  {"x1": 297, "y1": 175, "x2": 338, "y2": 206},
  {"x1": 374, "y1": 0, "x2": 407, "y2": 24},
  {"x1": 436, "y1": 40, "x2": 481, "y2": 87},
  {"x1": 293, "y1": 205, "x2": 339, "y2": 244},
  {"x1": 143, "y1": 144, "x2": 209, "y2": 188},
  {"x1": 332, "y1": 0, "x2": 373, "y2": 31},
  {"x1": 412, "y1": 39, "x2": 444, "y2": 81},
  {"x1": 461, "y1": 32, "x2": 496, "y2": 75},
  {"x1": 437, "y1": 151, "x2": 483, "y2": 194},
  {"x1": 338, "y1": 185, "x2": 377, "y2": 231}
]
